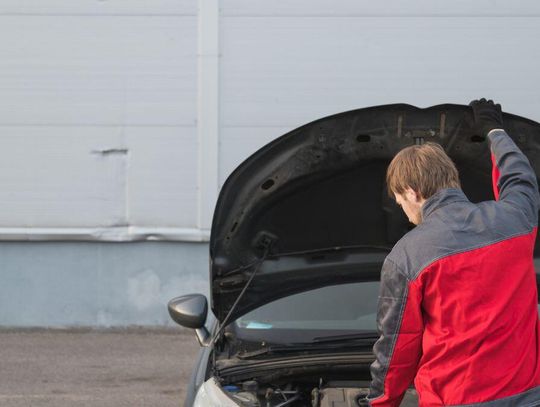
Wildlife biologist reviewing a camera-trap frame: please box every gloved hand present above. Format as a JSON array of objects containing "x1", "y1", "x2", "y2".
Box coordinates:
[{"x1": 469, "y1": 98, "x2": 504, "y2": 137}]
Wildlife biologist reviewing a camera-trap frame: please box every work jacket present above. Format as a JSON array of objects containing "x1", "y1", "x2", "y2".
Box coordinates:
[{"x1": 367, "y1": 130, "x2": 540, "y2": 406}]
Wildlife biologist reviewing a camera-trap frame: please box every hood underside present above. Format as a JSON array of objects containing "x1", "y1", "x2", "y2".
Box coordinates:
[{"x1": 210, "y1": 104, "x2": 540, "y2": 322}]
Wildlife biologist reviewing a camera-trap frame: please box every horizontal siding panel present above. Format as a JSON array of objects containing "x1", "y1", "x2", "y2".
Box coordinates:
[
  {"x1": 0, "y1": 1, "x2": 196, "y2": 16},
  {"x1": 0, "y1": 125, "x2": 197, "y2": 229},
  {"x1": 221, "y1": 17, "x2": 540, "y2": 127},
  {"x1": 223, "y1": 0, "x2": 540, "y2": 16},
  {"x1": 0, "y1": 126, "x2": 126, "y2": 227},
  {"x1": 0, "y1": 15, "x2": 196, "y2": 126},
  {"x1": 127, "y1": 127, "x2": 198, "y2": 228}
]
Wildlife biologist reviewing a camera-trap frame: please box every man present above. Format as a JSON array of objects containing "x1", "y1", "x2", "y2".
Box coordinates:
[{"x1": 366, "y1": 99, "x2": 540, "y2": 406}]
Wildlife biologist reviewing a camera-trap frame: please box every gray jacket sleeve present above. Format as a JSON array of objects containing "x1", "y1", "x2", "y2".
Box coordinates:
[
  {"x1": 367, "y1": 257, "x2": 423, "y2": 407},
  {"x1": 488, "y1": 129, "x2": 540, "y2": 226}
]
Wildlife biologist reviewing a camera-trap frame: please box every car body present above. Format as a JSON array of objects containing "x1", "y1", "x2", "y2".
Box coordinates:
[{"x1": 168, "y1": 104, "x2": 540, "y2": 407}]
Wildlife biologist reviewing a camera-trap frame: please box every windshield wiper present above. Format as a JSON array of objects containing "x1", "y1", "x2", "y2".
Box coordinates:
[
  {"x1": 270, "y1": 244, "x2": 391, "y2": 258},
  {"x1": 312, "y1": 332, "x2": 380, "y2": 344},
  {"x1": 237, "y1": 338, "x2": 377, "y2": 360}
]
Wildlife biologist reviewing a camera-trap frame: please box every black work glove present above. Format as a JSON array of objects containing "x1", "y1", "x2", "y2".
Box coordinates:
[{"x1": 469, "y1": 98, "x2": 504, "y2": 137}]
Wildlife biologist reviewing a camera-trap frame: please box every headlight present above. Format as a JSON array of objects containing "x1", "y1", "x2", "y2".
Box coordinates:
[{"x1": 193, "y1": 378, "x2": 239, "y2": 407}]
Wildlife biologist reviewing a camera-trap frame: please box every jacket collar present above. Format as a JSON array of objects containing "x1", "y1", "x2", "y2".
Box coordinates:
[{"x1": 421, "y1": 188, "x2": 469, "y2": 220}]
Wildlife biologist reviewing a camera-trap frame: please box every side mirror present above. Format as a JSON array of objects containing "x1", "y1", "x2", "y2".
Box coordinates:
[{"x1": 168, "y1": 294, "x2": 211, "y2": 346}]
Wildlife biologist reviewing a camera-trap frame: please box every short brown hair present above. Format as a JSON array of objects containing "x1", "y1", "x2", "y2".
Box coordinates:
[{"x1": 386, "y1": 142, "x2": 460, "y2": 200}]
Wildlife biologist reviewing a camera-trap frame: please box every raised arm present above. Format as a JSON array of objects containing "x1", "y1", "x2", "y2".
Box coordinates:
[
  {"x1": 470, "y1": 98, "x2": 540, "y2": 226},
  {"x1": 488, "y1": 129, "x2": 539, "y2": 226}
]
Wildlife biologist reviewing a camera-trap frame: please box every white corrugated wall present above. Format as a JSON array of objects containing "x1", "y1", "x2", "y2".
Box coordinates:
[
  {"x1": 1, "y1": 1, "x2": 539, "y2": 326},
  {"x1": 0, "y1": 0, "x2": 539, "y2": 243},
  {"x1": 0, "y1": 1, "x2": 201, "y2": 241}
]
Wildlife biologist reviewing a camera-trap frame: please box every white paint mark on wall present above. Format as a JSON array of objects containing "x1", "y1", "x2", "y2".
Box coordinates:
[
  {"x1": 127, "y1": 269, "x2": 162, "y2": 311},
  {"x1": 96, "y1": 310, "x2": 115, "y2": 327}
]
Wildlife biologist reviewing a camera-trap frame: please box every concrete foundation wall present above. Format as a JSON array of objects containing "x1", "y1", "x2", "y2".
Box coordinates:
[{"x1": 0, "y1": 242, "x2": 209, "y2": 327}]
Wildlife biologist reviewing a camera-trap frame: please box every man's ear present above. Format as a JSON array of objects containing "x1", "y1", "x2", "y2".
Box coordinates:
[{"x1": 404, "y1": 187, "x2": 422, "y2": 203}]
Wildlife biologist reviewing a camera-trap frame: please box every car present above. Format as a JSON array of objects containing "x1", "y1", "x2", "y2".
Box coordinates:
[{"x1": 168, "y1": 104, "x2": 540, "y2": 407}]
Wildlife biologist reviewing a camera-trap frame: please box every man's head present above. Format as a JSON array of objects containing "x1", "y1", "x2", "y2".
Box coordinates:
[{"x1": 386, "y1": 142, "x2": 461, "y2": 225}]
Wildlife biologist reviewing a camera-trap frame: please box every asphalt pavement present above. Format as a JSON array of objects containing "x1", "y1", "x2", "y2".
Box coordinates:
[{"x1": 0, "y1": 328, "x2": 200, "y2": 407}]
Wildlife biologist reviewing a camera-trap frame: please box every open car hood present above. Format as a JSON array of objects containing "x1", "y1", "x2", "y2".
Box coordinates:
[{"x1": 210, "y1": 104, "x2": 540, "y2": 323}]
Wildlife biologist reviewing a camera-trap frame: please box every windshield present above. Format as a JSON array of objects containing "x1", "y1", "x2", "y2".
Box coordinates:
[
  {"x1": 234, "y1": 281, "x2": 379, "y2": 338},
  {"x1": 231, "y1": 276, "x2": 540, "y2": 345}
]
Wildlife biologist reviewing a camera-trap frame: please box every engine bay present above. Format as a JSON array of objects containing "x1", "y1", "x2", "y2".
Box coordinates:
[{"x1": 222, "y1": 378, "x2": 418, "y2": 407}]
